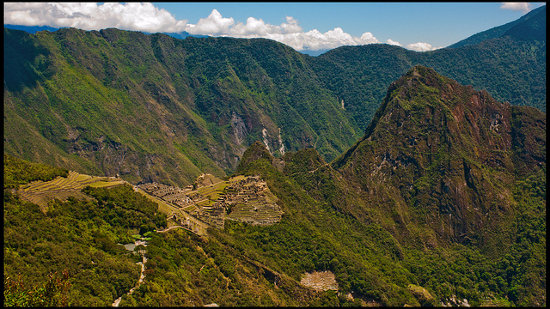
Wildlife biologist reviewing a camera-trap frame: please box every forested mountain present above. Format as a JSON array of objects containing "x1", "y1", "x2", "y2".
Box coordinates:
[
  {"x1": 4, "y1": 28, "x2": 358, "y2": 186},
  {"x1": 333, "y1": 66, "x2": 545, "y2": 248},
  {"x1": 4, "y1": 66, "x2": 545, "y2": 306},
  {"x1": 311, "y1": 4, "x2": 546, "y2": 131},
  {"x1": 4, "y1": 24, "x2": 62, "y2": 34},
  {"x1": 3, "y1": 7, "x2": 545, "y2": 186}
]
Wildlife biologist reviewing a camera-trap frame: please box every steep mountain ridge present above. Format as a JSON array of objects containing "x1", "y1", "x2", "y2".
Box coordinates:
[
  {"x1": 232, "y1": 66, "x2": 545, "y2": 304},
  {"x1": 4, "y1": 27, "x2": 357, "y2": 186},
  {"x1": 333, "y1": 66, "x2": 545, "y2": 250},
  {"x1": 228, "y1": 64, "x2": 545, "y2": 305}
]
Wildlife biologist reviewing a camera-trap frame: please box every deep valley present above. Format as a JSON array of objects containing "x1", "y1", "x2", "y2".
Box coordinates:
[{"x1": 3, "y1": 5, "x2": 546, "y2": 307}]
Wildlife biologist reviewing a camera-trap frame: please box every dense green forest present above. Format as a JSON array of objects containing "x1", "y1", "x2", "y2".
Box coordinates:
[
  {"x1": 4, "y1": 141, "x2": 545, "y2": 306},
  {"x1": 312, "y1": 36, "x2": 545, "y2": 131},
  {"x1": 3, "y1": 66, "x2": 546, "y2": 306}
]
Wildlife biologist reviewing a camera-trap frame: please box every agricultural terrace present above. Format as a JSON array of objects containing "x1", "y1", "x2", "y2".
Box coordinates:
[{"x1": 17, "y1": 171, "x2": 125, "y2": 211}]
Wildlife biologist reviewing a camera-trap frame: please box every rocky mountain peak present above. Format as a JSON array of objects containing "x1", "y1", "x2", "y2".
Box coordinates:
[{"x1": 334, "y1": 66, "x2": 545, "y2": 247}]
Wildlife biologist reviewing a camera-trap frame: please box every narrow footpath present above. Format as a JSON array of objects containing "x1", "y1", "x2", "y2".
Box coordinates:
[{"x1": 112, "y1": 241, "x2": 148, "y2": 307}]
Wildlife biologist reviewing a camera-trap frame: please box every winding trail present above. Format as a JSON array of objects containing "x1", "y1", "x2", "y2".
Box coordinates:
[
  {"x1": 156, "y1": 225, "x2": 185, "y2": 233},
  {"x1": 112, "y1": 226, "x2": 185, "y2": 307},
  {"x1": 112, "y1": 241, "x2": 148, "y2": 307}
]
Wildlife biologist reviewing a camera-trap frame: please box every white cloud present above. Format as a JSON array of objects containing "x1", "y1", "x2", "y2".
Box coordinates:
[
  {"x1": 386, "y1": 39, "x2": 402, "y2": 46},
  {"x1": 406, "y1": 42, "x2": 441, "y2": 52},
  {"x1": 500, "y1": 2, "x2": 531, "y2": 13},
  {"x1": 4, "y1": 3, "x2": 439, "y2": 52},
  {"x1": 183, "y1": 9, "x2": 380, "y2": 51},
  {"x1": 185, "y1": 9, "x2": 233, "y2": 34},
  {"x1": 3, "y1": 2, "x2": 188, "y2": 32}
]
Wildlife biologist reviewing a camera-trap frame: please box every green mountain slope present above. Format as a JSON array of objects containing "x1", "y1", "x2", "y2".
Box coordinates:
[
  {"x1": 135, "y1": 67, "x2": 544, "y2": 306},
  {"x1": 254, "y1": 66, "x2": 545, "y2": 305},
  {"x1": 3, "y1": 154, "x2": 167, "y2": 306},
  {"x1": 312, "y1": 6, "x2": 545, "y2": 131},
  {"x1": 312, "y1": 39, "x2": 545, "y2": 132},
  {"x1": 4, "y1": 28, "x2": 358, "y2": 186},
  {"x1": 333, "y1": 65, "x2": 545, "y2": 249}
]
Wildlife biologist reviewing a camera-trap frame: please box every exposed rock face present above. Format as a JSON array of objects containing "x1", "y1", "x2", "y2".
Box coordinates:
[
  {"x1": 407, "y1": 284, "x2": 435, "y2": 305},
  {"x1": 230, "y1": 113, "x2": 248, "y2": 146},
  {"x1": 262, "y1": 128, "x2": 271, "y2": 154},
  {"x1": 334, "y1": 66, "x2": 546, "y2": 247},
  {"x1": 278, "y1": 128, "x2": 285, "y2": 155}
]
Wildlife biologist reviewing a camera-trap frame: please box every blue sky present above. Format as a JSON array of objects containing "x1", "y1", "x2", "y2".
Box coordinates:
[
  {"x1": 4, "y1": 2, "x2": 546, "y2": 52},
  {"x1": 155, "y1": 2, "x2": 543, "y2": 45}
]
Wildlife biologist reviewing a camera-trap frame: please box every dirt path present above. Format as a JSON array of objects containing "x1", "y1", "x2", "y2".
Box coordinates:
[
  {"x1": 112, "y1": 243, "x2": 148, "y2": 307},
  {"x1": 111, "y1": 225, "x2": 188, "y2": 307},
  {"x1": 156, "y1": 225, "x2": 185, "y2": 233}
]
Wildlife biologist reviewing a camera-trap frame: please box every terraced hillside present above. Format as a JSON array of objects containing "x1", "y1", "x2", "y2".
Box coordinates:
[
  {"x1": 224, "y1": 175, "x2": 283, "y2": 225},
  {"x1": 17, "y1": 170, "x2": 125, "y2": 210},
  {"x1": 14, "y1": 165, "x2": 282, "y2": 238}
]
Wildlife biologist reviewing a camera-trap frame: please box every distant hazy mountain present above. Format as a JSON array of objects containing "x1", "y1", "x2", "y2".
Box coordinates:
[
  {"x1": 145, "y1": 31, "x2": 209, "y2": 40},
  {"x1": 300, "y1": 49, "x2": 331, "y2": 56},
  {"x1": 448, "y1": 5, "x2": 545, "y2": 48},
  {"x1": 4, "y1": 24, "x2": 62, "y2": 33},
  {"x1": 3, "y1": 24, "x2": 211, "y2": 40}
]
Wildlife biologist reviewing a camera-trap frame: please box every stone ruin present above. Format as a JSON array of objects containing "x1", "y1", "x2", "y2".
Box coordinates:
[
  {"x1": 222, "y1": 176, "x2": 283, "y2": 225},
  {"x1": 300, "y1": 271, "x2": 339, "y2": 292},
  {"x1": 137, "y1": 174, "x2": 283, "y2": 235}
]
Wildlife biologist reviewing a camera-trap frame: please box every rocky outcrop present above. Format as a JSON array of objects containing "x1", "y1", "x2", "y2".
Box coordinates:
[{"x1": 407, "y1": 284, "x2": 435, "y2": 306}]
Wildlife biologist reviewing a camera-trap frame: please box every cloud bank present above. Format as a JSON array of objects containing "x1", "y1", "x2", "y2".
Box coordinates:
[
  {"x1": 3, "y1": 2, "x2": 439, "y2": 52},
  {"x1": 500, "y1": 2, "x2": 531, "y2": 13},
  {"x1": 406, "y1": 42, "x2": 441, "y2": 52},
  {"x1": 4, "y1": 2, "x2": 188, "y2": 33}
]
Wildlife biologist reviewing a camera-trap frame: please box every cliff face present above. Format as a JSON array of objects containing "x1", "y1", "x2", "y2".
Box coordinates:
[{"x1": 333, "y1": 66, "x2": 545, "y2": 247}]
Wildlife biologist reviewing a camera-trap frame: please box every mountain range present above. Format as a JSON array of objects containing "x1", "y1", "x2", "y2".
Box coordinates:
[
  {"x1": 3, "y1": 5, "x2": 546, "y2": 187},
  {"x1": 3, "y1": 6, "x2": 546, "y2": 307}
]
